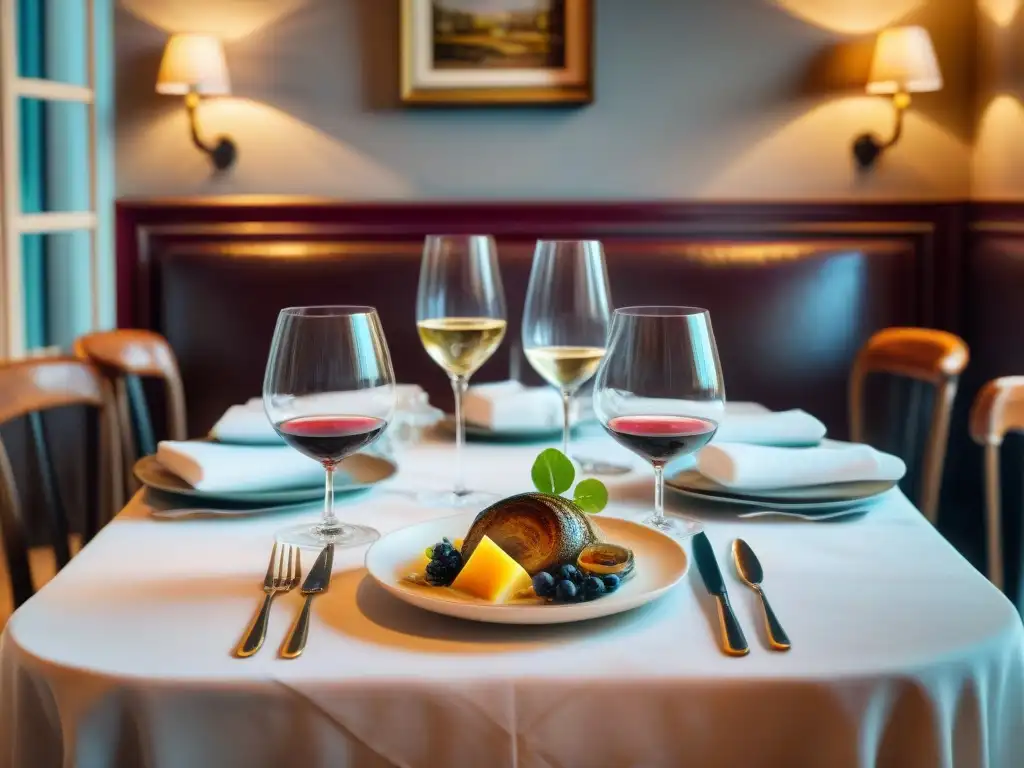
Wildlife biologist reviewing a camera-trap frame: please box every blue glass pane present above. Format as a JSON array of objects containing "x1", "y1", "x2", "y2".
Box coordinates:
[
  {"x1": 16, "y1": 0, "x2": 88, "y2": 86},
  {"x1": 21, "y1": 234, "x2": 46, "y2": 351},
  {"x1": 18, "y1": 98, "x2": 90, "y2": 213},
  {"x1": 20, "y1": 231, "x2": 93, "y2": 351}
]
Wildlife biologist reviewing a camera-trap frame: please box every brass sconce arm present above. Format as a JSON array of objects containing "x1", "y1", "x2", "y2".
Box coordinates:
[
  {"x1": 852, "y1": 91, "x2": 910, "y2": 170},
  {"x1": 184, "y1": 91, "x2": 237, "y2": 171}
]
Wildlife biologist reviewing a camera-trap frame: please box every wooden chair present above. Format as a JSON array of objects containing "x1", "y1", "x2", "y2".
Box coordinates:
[
  {"x1": 968, "y1": 377, "x2": 1024, "y2": 590},
  {"x1": 0, "y1": 358, "x2": 122, "y2": 608},
  {"x1": 73, "y1": 330, "x2": 187, "y2": 495},
  {"x1": 849, "y1": 327, "x2": 969, "y2": 524}
]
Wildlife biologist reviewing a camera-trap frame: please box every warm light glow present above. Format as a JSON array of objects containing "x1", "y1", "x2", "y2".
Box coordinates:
[
  {"x1": 773, "y1": 0, "x2": 922, "y2": 34},
  {"x1": 979, "y1": 0, "x2": 1021, "y2": 27},
  {"x1": 156, "y1": 34, "x2": 231, "y2": 96},
  {"x1": 700, "y1": 96, "x2": 969, "y2": 199},
  {"x1": 116, "y1": 99, "x2": 415, "y2": 197},
  {"x1": 974, "y1": 95, "x2": 1024, "y2": 200},
  {"x1": 866, "y1": 26, "x2": 942, "y2": 95},
  {"x1": 121, "y1": 0, "x2": 303, "y2": 41}
]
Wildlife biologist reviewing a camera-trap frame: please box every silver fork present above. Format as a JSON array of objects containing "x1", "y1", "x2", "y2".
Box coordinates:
[{"x1": 235, "y1": 542, "x2": 301, "y2": 658}]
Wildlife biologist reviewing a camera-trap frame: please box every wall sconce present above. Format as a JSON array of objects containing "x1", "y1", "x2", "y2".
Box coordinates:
[
  {"x1": 852, "y1": 26, "x2": 942, "y2": 170},
  {"x1": 156, "y1": 34, "x2": 237, "y2": 171}
]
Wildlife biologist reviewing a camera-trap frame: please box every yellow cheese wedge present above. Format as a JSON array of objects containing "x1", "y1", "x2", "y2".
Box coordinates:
[{"x1": 450, "y1": 534, "x2": 532, "y2": 603}]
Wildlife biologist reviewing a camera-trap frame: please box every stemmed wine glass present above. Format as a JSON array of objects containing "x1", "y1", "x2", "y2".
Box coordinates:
[
  {"x1": 522, "y1": 240, "x2": 612, "y2": 456},
  {"x1": 264, "y1": 306, "x2": 396, "y2": 549},
  {"x1": 594, "y1": 306, "x2": 725, "y2": 538},
  {"x1": 416, "y1": 235, "x2": 507, "y2": 506}
]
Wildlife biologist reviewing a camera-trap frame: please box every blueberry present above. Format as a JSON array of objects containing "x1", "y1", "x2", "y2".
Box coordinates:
[
  {"x1": 602, "y1": 574, "x2": 621, "y2": 592},
  {"x1": 558, "y1": 564, "x2": 578, "y2": 581},
  {"x1": 582, "y1": 576, "x2": 606, "y2": 600},
  {"x1": 554, "y1": 579, "x2": 578, "y2": 602},
  {"x1": 532, "y1": 572, "x2": 556, "y2": 598}
]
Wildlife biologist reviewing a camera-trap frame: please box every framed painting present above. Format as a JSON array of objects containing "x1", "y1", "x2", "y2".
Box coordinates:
[{"x1": 400, "y1": 0, "x2": 593, "y2": 106}]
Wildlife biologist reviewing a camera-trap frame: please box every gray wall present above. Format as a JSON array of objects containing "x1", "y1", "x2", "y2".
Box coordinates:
[{"x1": 116, "y1": 0, "x2": 975, "y2": 200}]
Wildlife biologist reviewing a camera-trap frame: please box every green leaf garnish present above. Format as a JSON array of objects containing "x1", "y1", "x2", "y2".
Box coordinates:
[
  {"x1": 573, "y1": 478, "x2": 609, "y2": 514},
  {"x1": 531, "y1": 448, "x2": 575, "y2": 495}
]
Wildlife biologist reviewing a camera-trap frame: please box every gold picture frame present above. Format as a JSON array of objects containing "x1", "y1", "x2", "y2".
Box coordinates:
[{"x1": 401, "y1": 0, "x2": 593, "y2": 106}]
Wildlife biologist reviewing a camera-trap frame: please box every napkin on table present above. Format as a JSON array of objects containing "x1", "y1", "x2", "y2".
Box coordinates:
[
  {"x1": 696, "y1": 441, "x2": 906, "y2": 491},
  {"x1": 463, "y1": 381, "x2": 573, "y2": 430},
  {"x1": 209, "y1": 386, "x2": 434, "y2": 445},
  {"x1": 713, "y1": 409, "x2": 826, "y2": 446},
  {"x1": 156, "y1": 440, "x2": 324, "y2": 492}
]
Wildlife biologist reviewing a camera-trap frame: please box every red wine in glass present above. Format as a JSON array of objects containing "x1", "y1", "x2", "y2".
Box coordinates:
[
  {"x1": 276, "y1": 415, "x2": 387, "y2": 464},
  {"x1": 604, "y1": 415, "x2": 718, "y2": 463}
]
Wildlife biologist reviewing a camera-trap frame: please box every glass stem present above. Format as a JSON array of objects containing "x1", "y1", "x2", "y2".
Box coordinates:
[
  {"x1": 451, "y1": 375, "x2": 468, "y2": 495},
  {"x1": 561, "y1": 389, "x2": 572, "y2": 456},
  {"x1": 653, "y1": 462, "x2": 665, "y2": 524},
  {"x1": 321, "y1": 462, "x2": 338, "y2": 534}
]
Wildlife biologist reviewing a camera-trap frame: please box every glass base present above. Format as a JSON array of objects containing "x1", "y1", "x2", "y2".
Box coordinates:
[
  {"x1": 416, "y1": 489, "x2": 497, "y2": 509},
  {"x1": 275, "y1": 521, "x2": 380, "y2": 550},
  {"x1": 643, "y1": 513, "x2": 703, "y2": 539}
]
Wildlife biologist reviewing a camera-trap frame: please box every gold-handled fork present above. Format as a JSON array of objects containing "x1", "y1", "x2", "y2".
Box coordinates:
[{"x1": 235, "y1": 542, "x2": 301, "y2": 657}]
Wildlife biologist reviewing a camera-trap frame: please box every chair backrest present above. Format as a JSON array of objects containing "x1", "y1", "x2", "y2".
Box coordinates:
[
  {"x1": 0, "y1": 358, "x2": 122, "y2": 608},
  {"x1": 968, "y1": 376, "x2": 1024, "y2": 590},
  {"x1": 849, "y1": 327, "x2": 969, "y2": 523},
  {"x1": 74, "y1": 330, "x2": 187, "y2": 495}
]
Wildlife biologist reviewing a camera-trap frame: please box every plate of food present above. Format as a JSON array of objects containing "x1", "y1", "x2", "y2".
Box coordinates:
[{"x1": 365, "y1": 449, "x2": 689, "y2": 624}]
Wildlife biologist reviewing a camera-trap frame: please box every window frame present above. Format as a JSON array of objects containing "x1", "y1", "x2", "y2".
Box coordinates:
[{"x1": 0, "y1": 0, "x2": 107, "y2": 359}]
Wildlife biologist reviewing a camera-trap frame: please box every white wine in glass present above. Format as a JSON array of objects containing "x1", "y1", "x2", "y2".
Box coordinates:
[
  {"x1": 417, "y1": 317, "x2": 507, "y2": 379},
  {"x1": 416, "y1": 235, "x2": 507, "y2": 506},
  {"x1": 522, "y1": 240, "x2": 612, "y2": 456}
]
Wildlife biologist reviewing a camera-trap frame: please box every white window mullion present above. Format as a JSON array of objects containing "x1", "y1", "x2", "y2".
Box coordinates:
[
  {"x1": 87, "y1": 0, "x2": 100, "y2": 331},
  {"x1": 14, "y1": 78, "x2": 92, "y2": 103},
  {"x1": 0, "y1": 0, "x2": 24, "y2": 360}
]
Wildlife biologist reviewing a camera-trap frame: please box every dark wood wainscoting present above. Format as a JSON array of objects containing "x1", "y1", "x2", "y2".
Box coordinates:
[{"x1": 955, "y1": 202, "x2": 1024, "y2": 605}]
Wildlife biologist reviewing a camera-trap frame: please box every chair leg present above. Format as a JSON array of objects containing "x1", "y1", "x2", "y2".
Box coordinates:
[{"x1": 984, "y1": 445, "x2": 1004, "y2": 591}]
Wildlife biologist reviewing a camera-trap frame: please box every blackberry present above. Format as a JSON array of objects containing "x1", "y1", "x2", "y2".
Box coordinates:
[{"x1": 424, "y1": 539, "x2": 463, "y2": 586}]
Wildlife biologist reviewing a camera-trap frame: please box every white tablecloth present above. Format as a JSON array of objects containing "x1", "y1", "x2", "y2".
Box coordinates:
[{"x1": 2, "y1": 433, "x2": 1022, "y2": 768}]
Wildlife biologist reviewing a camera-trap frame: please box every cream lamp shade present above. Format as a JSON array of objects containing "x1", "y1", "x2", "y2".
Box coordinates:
[
  {"x1": 156, "y1": 34, "x2": 231, "y2": 96},
  {"x1": 866, "y1": 26, "x2": 942, "y2": 95}
]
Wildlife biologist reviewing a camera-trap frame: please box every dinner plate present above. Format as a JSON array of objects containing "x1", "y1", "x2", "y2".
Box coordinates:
[
  {"x1": 365, "y1": 512, "x2": 689, "y2": 624},
  {"x1": 134, "y1": 453, "x2": 397, "y2": 504},
  {"x1": 665, "y1": 468, "x2": 896, "y2": 511}
]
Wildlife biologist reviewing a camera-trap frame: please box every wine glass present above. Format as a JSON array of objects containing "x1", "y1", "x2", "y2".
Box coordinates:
[
  {"x1": 263, "y1": 306, "x2": 396, "y2": 549},
  {"x1": 416, "y1": 235, "x2": 507, "y2": 506},
  {"x1": 593, "y1": 306, "x2": 725, "y2": 538},
  {"x1": 522, "y1": 240, "x2": 612, "y2": 457}
]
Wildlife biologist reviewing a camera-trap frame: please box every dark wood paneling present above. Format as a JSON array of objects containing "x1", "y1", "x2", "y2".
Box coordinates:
[
  {"x1": 956, "y1": 202, "x2": 1024, "y2": 608},
  {"x1": 116, "y1": 199, "x2": 965, "y2": 330}
]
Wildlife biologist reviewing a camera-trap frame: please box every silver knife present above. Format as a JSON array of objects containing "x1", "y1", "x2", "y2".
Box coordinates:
[
  {"x1": 280, "y1": 544, "x2": 334, "y2": 659},
  {"x1": 692, "y1": 532, "x2": 749, "y2": 657}
]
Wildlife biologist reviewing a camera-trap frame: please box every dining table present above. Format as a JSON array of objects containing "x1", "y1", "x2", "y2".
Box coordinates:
[{"x1": 1, "y1": 428, "x2": 1022, "y2": 768}]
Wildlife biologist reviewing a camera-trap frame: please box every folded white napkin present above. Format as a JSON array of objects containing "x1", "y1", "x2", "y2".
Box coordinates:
[
  {"x1": 714, "y1": 409, "x2": 826, "y2": 446},
  {"x1": 156, "y1": 441, "x2": 324, "y2": 492},
  {"x1": 463, "y1": 381, "x2": 573, "y2": 430},
  {"x1": 696, "y1": 441, "x2": 906, "y2": 490},
  {"x1": 210, "y1": 386, "x2": 432, "y2": 445},
  {"x1": 209, "y1": 402, "x2": 279, "y2": 444}
]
